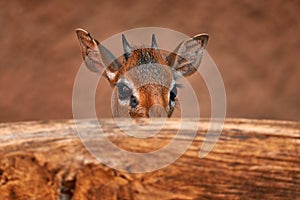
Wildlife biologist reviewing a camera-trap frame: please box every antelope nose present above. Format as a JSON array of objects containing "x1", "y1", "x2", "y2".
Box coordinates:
[{"x1": 148, "y1": 104, "x2": 167, "y2": 118}]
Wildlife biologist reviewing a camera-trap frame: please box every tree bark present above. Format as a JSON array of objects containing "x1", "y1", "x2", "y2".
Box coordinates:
[{"x1": 0, "y1": 118, "x2": 299, "y2": 199}]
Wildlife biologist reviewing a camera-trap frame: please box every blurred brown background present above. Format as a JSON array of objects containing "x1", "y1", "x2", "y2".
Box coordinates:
[{"x1": 0, "y1": 0, "x2": 299, "y2": 122}]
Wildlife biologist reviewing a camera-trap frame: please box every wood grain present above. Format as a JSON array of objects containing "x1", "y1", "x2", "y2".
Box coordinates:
[{"x1": 0, "y1": 118, "x2": 299, "y2": 199}]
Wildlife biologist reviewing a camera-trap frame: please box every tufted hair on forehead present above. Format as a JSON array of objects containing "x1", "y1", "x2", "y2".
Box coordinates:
[
  {"x1": 114, "y1": 48, "x2": 169, "y2": 83},
  {"x1": 136, "y1": 48, "x2": 159, "y2": 64},
  {"x1": 125, "y1": 48, "x2": 167, "y2": 66}
]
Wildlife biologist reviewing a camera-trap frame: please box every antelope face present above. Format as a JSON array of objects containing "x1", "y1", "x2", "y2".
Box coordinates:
[{"x1": 76, "y1": 29, "x2": 208, "y2": 118}]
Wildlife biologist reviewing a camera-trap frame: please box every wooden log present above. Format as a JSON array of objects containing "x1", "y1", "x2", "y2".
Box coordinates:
[{"x1": 0, "y1": 118, "x2": 299, "y2": 199}]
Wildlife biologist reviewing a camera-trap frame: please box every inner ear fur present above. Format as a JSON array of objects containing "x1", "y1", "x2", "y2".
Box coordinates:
[
  {"x1": 167, "y1": 33, "x2": 209, "y2": 77},
  {"x1": 76, "y1": 28, "x2": 122, "y2": 83}
]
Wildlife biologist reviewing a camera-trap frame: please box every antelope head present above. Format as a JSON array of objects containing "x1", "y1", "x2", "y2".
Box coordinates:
[{"x1": 76, "y1": 29, "x2": 208, "y2": 118}]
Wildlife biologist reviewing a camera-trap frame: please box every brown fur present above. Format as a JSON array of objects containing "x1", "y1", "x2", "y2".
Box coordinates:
[
  {"x1": 76, "y1": 29, "x2": 208, "y2": 118},
  {"x1": 129, "y1": 84, "x2": 171, "y2": 118},
  {"x1": 108, "y1": 48, "x2": 169, "y2": 86}
]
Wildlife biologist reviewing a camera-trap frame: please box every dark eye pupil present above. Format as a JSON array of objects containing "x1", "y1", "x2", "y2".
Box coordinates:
[
  {"x1": 130, "y1": 95, "x2": 138, "y2": 108},
  {"x1": 170, "y1": 87, "x2": 177, "y2": 102},
  {"x1": 118, "y1": 83, "x2": 132, "y2": 100}
]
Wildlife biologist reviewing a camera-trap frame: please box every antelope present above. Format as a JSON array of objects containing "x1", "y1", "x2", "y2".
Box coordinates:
[{"x1": 76, "y1": 29, "x2": 208, "y2": 118}]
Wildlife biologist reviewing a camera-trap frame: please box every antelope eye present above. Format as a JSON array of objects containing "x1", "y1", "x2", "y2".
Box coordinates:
[
  {"x1": 117, "y1": 82, "x2": 132, "y2": 100},
  {"x1": 130, "y1": 95, "x2": 139, "y2": 108},
  {"x1": 169, "y1": 86, "x2": 177, "y2": 111},
  {"x1": 170, "y1": 86, "x2": 177, "y2": 102}
]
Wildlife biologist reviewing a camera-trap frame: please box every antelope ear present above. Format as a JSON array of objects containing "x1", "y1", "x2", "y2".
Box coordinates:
[
  {"x1": 167, "y1": 34, "x2": 209, "y2": 77},
  {"x1": 75, "y1": 28, "x2": 121, "y2": 81}
]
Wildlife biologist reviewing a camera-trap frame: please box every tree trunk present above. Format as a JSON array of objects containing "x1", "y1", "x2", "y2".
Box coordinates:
[{"x1": 0, "y1": 118, "x2": 299, "y2": 199}]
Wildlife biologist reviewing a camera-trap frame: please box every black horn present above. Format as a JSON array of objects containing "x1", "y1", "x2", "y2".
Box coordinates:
[
  {"x1": 151, "y1": 34, "x2": 158, "y2": 49},
  {"x1": 122, "y1": 34, "x2": 132, "y2": 60}
]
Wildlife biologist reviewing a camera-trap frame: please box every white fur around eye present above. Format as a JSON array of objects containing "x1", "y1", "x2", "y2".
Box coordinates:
[
  {"x1": 106, "y1": 71, "x2": 116, "y2": 80},
  {"x1": 118, "y1": 99, "x2": 130, "y2": 106},
  {"x1": 117, "y1": 79, "x2": 139, "y2": 106}
]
